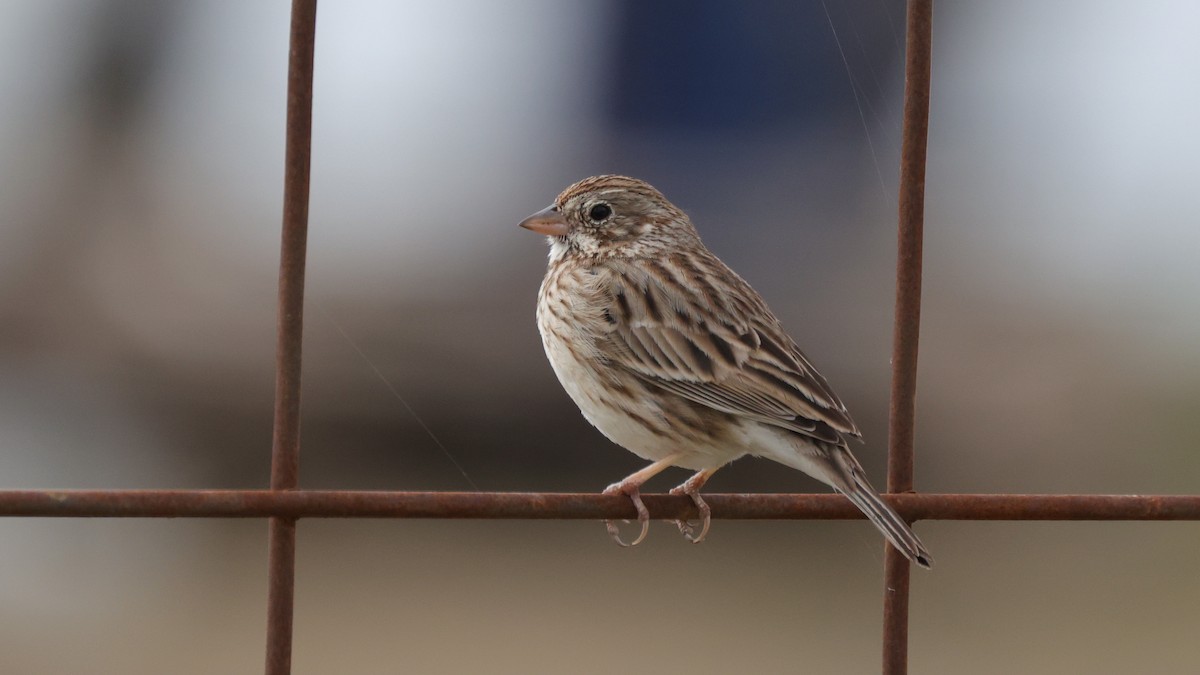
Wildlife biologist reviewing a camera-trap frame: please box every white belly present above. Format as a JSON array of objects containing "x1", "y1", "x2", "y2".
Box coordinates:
[
  {"x1": 535, "y1": 260, "x2": 752, "y2": 471},
  {"x1": 540, "y1": 326, "x2": 750, "y2": 470}
]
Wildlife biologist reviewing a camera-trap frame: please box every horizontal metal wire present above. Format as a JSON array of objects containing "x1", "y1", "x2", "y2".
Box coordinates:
[{"x1": 1, "y1": 490, "x2": 1197, "y2": 520}]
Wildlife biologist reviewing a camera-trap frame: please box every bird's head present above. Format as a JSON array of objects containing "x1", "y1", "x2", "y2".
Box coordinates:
[{"x1": 519, "y1": 175, "x2": 699, "y2": 260}]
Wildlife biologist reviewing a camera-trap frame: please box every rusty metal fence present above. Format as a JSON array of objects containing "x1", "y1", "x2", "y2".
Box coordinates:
[{"x1": 3, "y1": 2, "x2": 1199, "y2": 673}]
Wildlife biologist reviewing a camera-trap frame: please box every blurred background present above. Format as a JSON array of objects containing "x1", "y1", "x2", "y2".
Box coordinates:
[{"x1": 1, "y1": 0, "x2": 1198, "y2": 672}]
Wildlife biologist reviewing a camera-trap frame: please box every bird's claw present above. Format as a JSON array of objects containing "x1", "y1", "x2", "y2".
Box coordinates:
[
  {"x1": 603, "y1": 482, "x2": 650, "y2": 547},
  {"x1": 669, "y1": 484, "x2": 711, "y2": 544}
]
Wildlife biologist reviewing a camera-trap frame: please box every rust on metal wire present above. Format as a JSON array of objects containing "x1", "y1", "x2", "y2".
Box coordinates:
[
  {"x1": 884, "y1": 1, "x2": 934, "y2": 673},
  {"x1": 906, "y1": 493, "x2": 1200, "y2": 520},
  {"x1": 266, "y1": 1, "x2": 318, "y2": 674},
  {"x1": 887, "y1": 0, "x2": 934, "y2": 498},
  {"x1": 1, "y1": 490, "x2": 1198, "y2": 520}
]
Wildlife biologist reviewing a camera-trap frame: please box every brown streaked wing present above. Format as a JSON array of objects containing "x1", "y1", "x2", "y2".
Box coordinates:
[{"x1": 598, "y1": 255, "x2": 861, "y2": 444}]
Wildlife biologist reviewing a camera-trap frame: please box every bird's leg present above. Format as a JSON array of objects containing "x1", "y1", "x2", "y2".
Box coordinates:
[
  {"x1": 669, "y1": 468, "x2": 718, "y2": 543},
  {"x1": 602, "y1": 454, "x2": 684, "y2": 547}
]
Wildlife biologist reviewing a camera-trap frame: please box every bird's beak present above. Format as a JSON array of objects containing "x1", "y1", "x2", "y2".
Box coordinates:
[{"x1": 518, "y1": 205, "x2": 569, "y2": 237}]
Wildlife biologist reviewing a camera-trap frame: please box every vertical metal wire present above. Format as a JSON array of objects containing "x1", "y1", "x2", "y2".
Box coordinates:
[
  {"x1": 883, "y1": 1, "x2": 933, "y2": 673},
  {"x1": 265, "y1": 1, "x2": 317, "y2": 673}
]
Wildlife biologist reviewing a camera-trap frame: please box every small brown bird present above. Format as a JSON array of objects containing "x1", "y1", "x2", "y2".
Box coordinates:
[{"x1": 520, "y1": 175, "x2": 932, "y2": 568}]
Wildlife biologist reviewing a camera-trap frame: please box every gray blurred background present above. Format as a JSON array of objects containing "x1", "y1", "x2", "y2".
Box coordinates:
[{"x1": 1, "y1": 0, "x2": 1198, "y2": 673}]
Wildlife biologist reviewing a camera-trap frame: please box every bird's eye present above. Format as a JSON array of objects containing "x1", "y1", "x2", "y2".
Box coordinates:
[{"x1": 588, "y1": 203, "x2": 612, "y2": 222}]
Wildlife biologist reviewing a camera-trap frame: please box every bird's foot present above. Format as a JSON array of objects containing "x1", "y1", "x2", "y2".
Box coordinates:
[
  {"x1": 603, "y1": 481, "x2": 650, "y2": 547},
  {"x1": 670, "y1": 475, "x2": 712, "y2": 544}
]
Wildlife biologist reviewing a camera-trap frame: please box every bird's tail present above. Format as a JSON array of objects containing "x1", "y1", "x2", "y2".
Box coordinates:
[
  {"x1": 766, "y1": 440, "x2": 933, "y2": 569},
  {"x1": 832, "y1": 449, "x2": 933, "y2": 569}
]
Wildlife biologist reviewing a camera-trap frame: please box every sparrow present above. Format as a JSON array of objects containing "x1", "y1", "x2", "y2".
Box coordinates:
[{"x1": 520, "y1": 175, "x2": 931, "y2": 568}]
